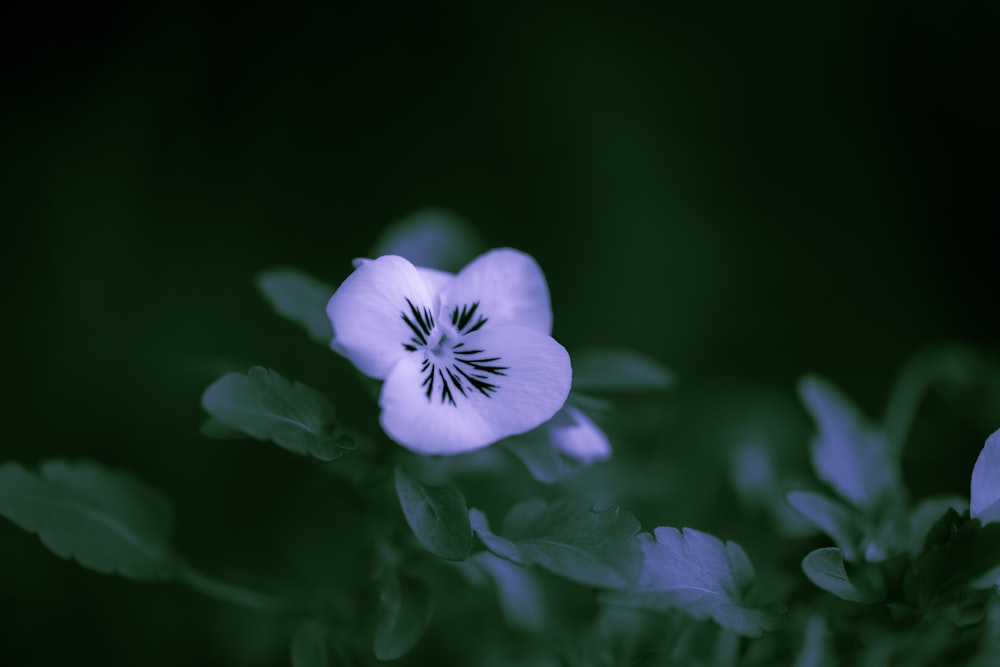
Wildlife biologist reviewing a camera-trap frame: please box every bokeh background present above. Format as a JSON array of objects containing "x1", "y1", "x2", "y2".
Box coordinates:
[{"x1": 2, "y1": 2, "x2": 997, "y2": 665}]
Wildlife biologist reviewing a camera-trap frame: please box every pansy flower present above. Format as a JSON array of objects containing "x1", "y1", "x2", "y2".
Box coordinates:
[{"x1": 327, "y1": 248, "x2": 572, "y2": 454}]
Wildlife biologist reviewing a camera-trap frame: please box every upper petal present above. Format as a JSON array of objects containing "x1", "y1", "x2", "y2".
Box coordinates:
[
  {"x1": 352, "y1": 258, "x2": 453, "y2": 303},
  {"x1": 971, "y1": 428, "x2": 1000, "y2": 522},
  {"x1": 438, "y1": 248, "x2": 553, "y2": 335},
  {"x1": 326, "y1": 255, "x2": 436, "y2": 379},
  {"x1": 416, "y1": 266, "x2": 455, "y2": 301},
  {"x1": 379, "y1": 326, "x2": 571, "y2": 454}
]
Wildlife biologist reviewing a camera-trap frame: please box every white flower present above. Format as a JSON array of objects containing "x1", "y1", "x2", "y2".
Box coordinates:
[{"x1": 326, "y1": 248, "x2": 572, "y2": 455}]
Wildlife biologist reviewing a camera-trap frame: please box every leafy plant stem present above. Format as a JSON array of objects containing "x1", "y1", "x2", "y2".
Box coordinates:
[
  {"x1": 180, "y1": 566, "x2": 306, "y2": 612},
  {"x1": 884, "y1": 346, "x2": 972, "y2": 460}
]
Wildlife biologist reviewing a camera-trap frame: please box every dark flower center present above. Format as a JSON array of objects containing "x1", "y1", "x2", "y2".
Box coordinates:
[{"x1": 399, "y1": 298, "x2": 508, "y2": 406}]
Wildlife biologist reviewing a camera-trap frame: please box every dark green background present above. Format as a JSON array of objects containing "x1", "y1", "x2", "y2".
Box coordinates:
[{"x1": 2, "y1": 2, "x2": 997, "y2": 665}]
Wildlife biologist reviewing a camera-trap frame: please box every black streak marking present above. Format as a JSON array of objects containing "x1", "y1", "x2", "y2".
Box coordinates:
[{"x1": 405, "y1": 299, "x2": 506, "y2": 406}]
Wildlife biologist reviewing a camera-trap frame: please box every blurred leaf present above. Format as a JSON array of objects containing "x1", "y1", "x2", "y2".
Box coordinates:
[
  {"x1": 370, "y1": 208, "x2": 485, "y2": 273},
  {"x1": 469, "y1": 551, "x2": 549, "y2": 633},
  {"x1": 394, "y1": 466, "x2": 472, "y2": 561},
  {"x1": 0, "y1": 460, "x2": 176, "y2": 580},
  {"x1": 469, "y1": 500, "x2": 640, "y2": 588},
  {"x1": 603, "y1": 527, "x2": 779, "y2": 637},
  {"x1": 201, "y1": 367, "x2": 354, "y2": 461},
  {"x1": 786, "y1": 490, "x2": 863, "y2": 561},
  {"x1": 290, "y1": 620, "x2": 329, "y2": 667},
  {"x1": 792, "y1": 614, "x2": 833, "y2": 667},
  {"x1": 798, "y1": 375, "x2": 901, "y2": 511},
  {"x1": 199, "y1": 417, "x2": 246, "y2": 439},
  {"x1": 572, "y1": 346, "x2": 675, "y2": 393},
  {"x1": 801, "y1": 548, "x2": 883, "y2": 603},
  {"x1": 256, "y1": 268, "x2": 336, "y2": 344},
  {"x1": 971, "y1": 428, "x2": 1000, "y2": 524},
  {"x1": 904, "y1": 509, "x2": 1000, "y2": 608},
  {"x1": 372, "y1": 571, "x2": 434, "y2": 661},
  {"x1": 968, "y1": 601, "x2": 1000, "y2": 667}
]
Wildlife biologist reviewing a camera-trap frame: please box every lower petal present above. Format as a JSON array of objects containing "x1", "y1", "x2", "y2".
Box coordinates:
[
  {"x1": 379, "y1": 326, "x2": 571, "y2": 454},
  {"x1": 550, "y1": 405, "x2": 612, "y2": 463}
]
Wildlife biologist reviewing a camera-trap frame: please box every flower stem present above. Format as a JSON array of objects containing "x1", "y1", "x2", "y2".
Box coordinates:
[
  {"x1": 883, "y1": 345, "x2": 975, "y2": 460},
  {"x1": 180, "y1": 566, "x2": 304, "y2": 612}
]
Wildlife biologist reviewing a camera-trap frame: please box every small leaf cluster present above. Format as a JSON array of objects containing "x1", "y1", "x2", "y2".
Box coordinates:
[{"x1": 784, "y1": 362, "x2": 1000, "y2": 665}]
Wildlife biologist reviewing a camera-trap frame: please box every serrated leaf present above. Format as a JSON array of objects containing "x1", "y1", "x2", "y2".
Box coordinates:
[
  {"x1": 571, "y1": 346, "x2": 675, "y2": 393},
  {"x1": 370, "y1": 208, "x2": 485, "y2": 273},
  {"x1": 394, "y1": 466, "x2": 472, "y2": 561},
  {"x1": 0, "y1": 460, "x2": 177, "y2": 580},
  {"x1": 971, "y1": 429, "x2": 1000, "y2": 524},
  {"x1": 469, "y1": 500, "x2": 640, "y2": 589},
  {"x1": 256, "y1": 268, "x2": 335, "y2": 344},
  {"x1": 603, "y1": 527, "x2": 779, "y2": 637},
  {"x1": 801, "y1": 547, "x2": 882, "y2": 603},
  {"x1": 201, "y1": 367, "x2": 353, "y2": 460},
  {"x1": 372, "y1": 572, "x2": 434, "y2": 661},
  {"x1": 799, "y1": 375, "x2": 901, "y2": 511},
  {"x1": 786, "y1": 490, "x2": 863, "y2": 561},
  {"x1": 290, "y1": 620, "x2": 329, "y2": 667}
]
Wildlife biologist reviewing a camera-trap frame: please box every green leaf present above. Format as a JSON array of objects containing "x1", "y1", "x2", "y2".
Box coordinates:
[
  {"x1": 370, "y1": 208, "x2": 485, "y2": 273},
  {"x1": 467, "y1": 551, "x2": 549, "y2": 633},
  {"x1": 603, "y1": 527, "x2": 780, "y2": 637},
  {"x1": 798, "y1": 375, "x2": 901, "y2": 511},
  {"x1": 470, "y1": 500, "x2": 640, "y2": 589},
  {"x1": 906, "y1": 495, "x2": 968, "y2": 557},
  {"x1": 792, "y1": 614, "x2": 833, "y2": 667},
  {"x1": 199, "y1": 417, "x2": 246, "y2": 439},
  {"x1": 801, "y1": 547, "x2": 883, "y2": 603},
  {"x1": 201, "y1": 367, "x2": 353, "y2": 461},
  {"x1": 256, "y1": 268, "x2": 335, "y2": 344},
  {"x1": 372, "y1": 571, "x2": 434, "y2": 661},
  {"x1": 394, "y1": 466, "x2": 472, "y2": 561},
  {"x1": 571, "y1": 346, "x2": 675, "y2": 393},
  {"x1": 290, "y1": 620, "x2": 329, "y2": 667},
  {"x1": 786, "y1": 490, "x2": 864, "y2": 561},
  {"x1": 0, "y1": 460, "x2": 177, "y2": 580},
  {"x1": 904, "y1": 509, "x2": 1000, "y2": 608}
]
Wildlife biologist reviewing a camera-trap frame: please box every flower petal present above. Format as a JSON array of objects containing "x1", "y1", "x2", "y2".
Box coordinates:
[
  {"x1": 351, "y1": 259, "x2": 452, "y2": 300},
  {"x1": 971, "y1": 428, "x2": 1000, "y2": 522},
  {"x1": 501, "y1": 405, "x2": 611, "y2": 484},
  {"x1": 326, "y1": 255, "x2": 436, "y2": 379},
  {"x1": 416, "y1": 267, "x2": 454, "y2": 301},
  {"x1": 550, "y1": 405, "x2": 612, "y2": 463},
  {"x1": 438, "y1": 248, "x2": 553, "y2": 335},
  {"x1": 379, "y1": 326, "x2": 571, "y2": 454}
]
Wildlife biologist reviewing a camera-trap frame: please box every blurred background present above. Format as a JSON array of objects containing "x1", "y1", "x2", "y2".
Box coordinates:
[{"x1": 2, "y1": 1, "x2": 997, "y2": 665}]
